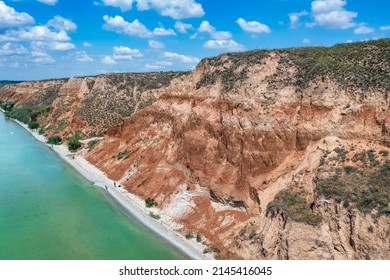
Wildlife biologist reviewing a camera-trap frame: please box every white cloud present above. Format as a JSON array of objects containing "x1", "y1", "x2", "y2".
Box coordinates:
[
  {"x1": 380, "y1": 25, "x2": 390, "y2": 31},
  {"x1": 33, "y1": 56, "x2": 55, "y2": 64},
  {"x1": 163, "y1": 51, "x2": 199, "y2": 64},
  {"x1": 354, "y1": 24, "x2": 374, "y2": 34},
  {"x1": 148, "y1": 40, "x2": 164, "y2": 48},
  {"x1": 303, "y1": 38, "x2": 310, "y2": 44},
  {"x1": 101, "y1": 56, "x2": 117, "y2": 64},
  {"x1": 47, "y1": 16, "x2": 77, "y2": 32},
  {"x1": 102, "y1": 0, "x2": 133, "y2": 11},
  {"x1": 145, "y1": 60, "x2": 172, "y2": 70},
  {"x1": 0, "y1": 1, "x2": 35, "y2": 29},
  {"x1": 0, "y1": 26, "x2": 71, "y2": 41},
  {"x1": 135, "y1": 0, "x2": 204, "y2": 20},
  {"x1": 83, "y1": 42, "x2": 92, "y2": 47},
  {"x1": 204, "y1": 39, "x2": 244, "y2": 51},
  {"x1": 112, "y1": 46, "x2": 143, "y2": 60},
  {"x1": 199, "y1": 21, "x2": 231, "y2": 40},
  {"x1": 153, "y1": 27, "x2": 176, "y2": 36},
  {"x1": 288, "y1": 11, "x2": 308, "y2": 28},
  {"x1": 0, "y1": 43, "x2": 27, "y2": 55},
  {"x1": 236, "y1": 18, "x2": 271, "y2": 33},
  {"x1": 310, "y1": 0, "x2": 357, "y2": 29},
  {"x1": 174, "y1": 21, "x2": 193, "y2": 33},
  {"x1": 102, "y1": 15, "x2": 152, "y2": 37},
  {"x1": 48, "y1": 42, "x2": 75, "y2": 51},
  {"x1": 75, "y1": 51, "x2": 94, "y2": 62},
  {"x1": 37, "y1": 0, "x2": 57, "y2": 5}
]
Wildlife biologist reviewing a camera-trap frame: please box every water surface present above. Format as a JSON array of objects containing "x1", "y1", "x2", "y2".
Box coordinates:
[{"x1": 0, "y1": 113, "x2": 186, "y2": 260}]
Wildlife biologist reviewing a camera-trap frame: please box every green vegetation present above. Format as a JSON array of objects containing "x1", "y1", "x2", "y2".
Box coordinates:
[
  {"x1": 379, "y1": 150, "x2": 389, "y2": 157},
  {"x1": 344, "y1": 166, "x2": 357, "y2": 174},
  {"x1": 4, "y1": 106, "x2": 50, "y2": 124},
  {"x1": 239, "y1": 225, "x2": 247, "y2": 237},
  {"x1": 28, "y1": 122, "x2": 40, "y2": 130},
  {"x1": 185, "y1": 232, "x2": 194, "y2": 239},
  {"x1": 267, "y1": 190, "x2": 322, "y2": 226},
  {"x1": 145, "y1": 197, "x2": 156, "y2": 208},
  {"x1": 67, "y1": 132, "x2": 82, "y2": 152},
  {"x1": 149, "y1": 212, "x2": 161, "y2": 220},
  {"x1": 0, "y1": 100, "x2": 14, "y2": 111},
  {"x1": 249, "y1": 231, "x2": 256, "y2": 240},
  {"x1": 334, "y1": 147, "x2": 348, "y2": 162},
  {"x1": 116, "y1": 150, "x2": 131, "y2": 160},
  {"x1": 87, "y1": 139, "x2": 100, "y2": 151},
  {"x1": 203, "y1": 248, "x2": 210, "y2": 254},
  {"x1": 47, "y1": 135, "x2": 62, "y2": 145},
  {"x1": 315, "y1": 161, "x2": 390, "y2": 215},
  {"x1": 38, "y1": 127, "x2": 45, "y2": 135},
  {"x1": 54, "y1": 119, "x2": 69, "y2": 132},
  {"x1": 196, "y1": 232, "x2": 202, "y2": 242}
]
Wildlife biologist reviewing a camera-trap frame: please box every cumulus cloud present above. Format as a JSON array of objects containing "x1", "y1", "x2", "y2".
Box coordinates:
[
  {"x1": 354, "y1": 24, "x2": 374, "y2": 34},
  {"x1": 47, "y1": 16, "x2": 77, "y2": 32},
  {"x1": 136, "y1": 0, "x2": 204, "y2": 20},
  {"x1": 37, "y1": 0, "x2": 57, "y2": 5},
  {"x1": 83, "y1": 42, "x2": 92, "y2": 47},
  {"x1": 0, "y1": 1, "x2": 35, "y2": 29},
  {"x1": 163, "y1": 51, "x2": 199, "y2": 64},
  {"x1": 75, "y1": 51, "x2": 94, "y2": 62},
  {"x1": 236, "y1": 18, "x2": 271, "y2": 33},
  {"x1": 0, "y1": 43, "x2": 28, "y2": 56},
  {"x1": 113, "y1": 45, "x2": 143, "y2": 60},
  {"x1": 102, "y1": 15, "x2": 152, "y2": 37},
  {"x1": 174, "y1": 21, "x2": 193, "y2": 34},
  {"x1": 153, "y1": 27, "x2": 176, "y2": 36},
  {"x1": 303, "y1": 38, "x2": 310, "y2": 44},
  {"x1": 380, "y1": 25, "x2": 390, "y2": 31},
  {"x1": 102, "y1": 0, "x2": 134, "y2": 11},
  {"x1": 0, "y1": 26, "x2": 71, "y2": 42},
  {"x1": 145, "y1": 60, "x2": 172, "y2": 70},
  {"x1": 33, "y1": 56, "x2": 55, "y2": 64},
  {"x1": 310, "y1": 0, "x2": 357, "y2": 29},
  {"x1": 148, "y1": 40, "x2": 164, "y2": 48},
  {"x1": 288, "y1": 11, "x2": 308, "y2": 28},
  {"x1": 199, "y1": 21, "x2": 231, "y2": 40},
  {"x1": 203, "y1": 39, "x2": 244, "y2": 51},
  {"x1": 101, "y1": 56, "x2": 117, "y2": 64},
  {"x1": 48, "y1": 42, "x2": 75, "y2": 51}
]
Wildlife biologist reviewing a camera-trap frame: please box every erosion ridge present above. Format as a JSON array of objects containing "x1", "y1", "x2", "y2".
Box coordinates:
[{"x1": 1, "y1": 39, "x2": 389, "y2": 260}]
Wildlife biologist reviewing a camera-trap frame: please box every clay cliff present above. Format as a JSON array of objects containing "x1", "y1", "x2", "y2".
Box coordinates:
[{"x1": 1, "y1": 39, "x2": 389, "y2": 259}]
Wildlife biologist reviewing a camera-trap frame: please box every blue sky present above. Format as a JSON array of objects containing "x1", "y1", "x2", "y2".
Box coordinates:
[{"x1": 0, "y1": 0, "x2": 389, "y2": 80}]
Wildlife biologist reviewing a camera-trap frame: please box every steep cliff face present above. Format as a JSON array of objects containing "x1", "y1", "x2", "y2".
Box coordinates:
[{"x1": 1, "y1": 39, "x2": 389, "y2": 259}]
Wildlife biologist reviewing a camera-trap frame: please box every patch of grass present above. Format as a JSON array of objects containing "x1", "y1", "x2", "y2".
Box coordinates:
[
  {"x1": 54, "y1": 119, "x2": 69, "y2": 132},
  {"x1": 145, "y1": 197, "x2": 155, "y2": 208},
  {"x1": 47, "y1": 135, "x2": 62, "y2": 145},
  {"x1": 149, "y1": 212, "x2": 160, "y2": 220},
  {"x1": 87, "y1": 139, "x2": 100, "y2": 151},
  {"x1": 5, "y1": 106, "x2": 50, "y2": 124},
  {"x1": 267, "y1": 190, "x2": 323, "y2": 226},
  {"x1": 344, "y1": 166, "x2": 357, "y2": 174},
  {"x1": 116, "y1": 150, "x2": 131, "y2": 160}
]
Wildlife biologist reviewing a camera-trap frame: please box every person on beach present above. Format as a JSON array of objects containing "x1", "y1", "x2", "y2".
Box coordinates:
[
  {"x1": 114, "y1": 182, "x2": 116, "y2": 187},
  {"x1": 105, "y1": 185, "x2": 108, "y2": 192}
]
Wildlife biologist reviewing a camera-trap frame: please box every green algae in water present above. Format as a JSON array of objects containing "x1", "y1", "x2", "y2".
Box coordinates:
[{"x1": 0, "y1": 113, "x2": 186, "y2": 260}]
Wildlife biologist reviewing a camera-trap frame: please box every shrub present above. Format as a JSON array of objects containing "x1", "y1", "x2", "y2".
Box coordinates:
[
  {"x1": 116, "y1": 150, "x2": 131, "y2": 160},
  {"x1": 47, "y1": 135, "x2": 62, "y2": 145},
  {"x1": 87, "y1": 139, "x2": 99, "y2": 151},
  {"x1": 344, "y1": 166, "x2": 357, "y2": 174},
  {"x1": 185, "y1": 232, "x2": 194, "y2": 239},
  {"x1": 203, "y1": 248, "x2": 210, "y2": 254},
  {"x1": 28, "y1": 122, "x2": 40, "y2": 130},
  {"x1": 196, "y1": 233, "x2": 202, "y2": 242},
  {"x1": 267, "y1": 190, "x2": 323, "y2": 226},
  {"x1": 38, "y1": 127, "x2": 45, "y2": 135},
  {"x1": 149, "y1": 212, "x2": 160, "y2": 220},
  {"x1": 67, "y1": 136, "x2": 82, "y2": 151},
  {"x1": 379, "y1": 150, "x2": 389, "y2": 157},
  {"x1": 145, "y1": 198, "x2": 155, "y2": 208},
  {"x1": 249, "y1": 231, "x2": 256, "y2": 239}
]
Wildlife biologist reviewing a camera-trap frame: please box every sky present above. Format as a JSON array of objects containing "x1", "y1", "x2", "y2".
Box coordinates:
[{"x1": 0, "y1": 0, "x2": 389, "y2": 80}]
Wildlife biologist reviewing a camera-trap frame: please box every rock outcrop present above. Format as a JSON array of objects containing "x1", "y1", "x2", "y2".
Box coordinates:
[{"x1": 1, "y1": 39, "x2": 389, "y2": 259}]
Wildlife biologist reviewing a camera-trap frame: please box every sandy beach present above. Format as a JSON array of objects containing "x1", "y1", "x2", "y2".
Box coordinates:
[{"x1": 1, "y1": 109, "x2": 213, "y2": 260}]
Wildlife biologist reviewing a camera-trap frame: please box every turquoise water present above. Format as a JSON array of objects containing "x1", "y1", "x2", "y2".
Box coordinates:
[{"x1": 0, "y1": 113, "x2": 186, "y2": 260}]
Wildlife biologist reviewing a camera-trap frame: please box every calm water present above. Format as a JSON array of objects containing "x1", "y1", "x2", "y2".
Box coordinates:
[{"x1": 0, "y1": 113, "x2": 186, "y2": 260}]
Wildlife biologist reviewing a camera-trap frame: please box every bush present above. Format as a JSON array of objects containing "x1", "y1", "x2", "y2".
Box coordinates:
[
  {"x1": 87, "y1": 139, "x2": 100, "y2": 151},
  {"x1": 203, "y1": 248, "x2": 210, "y2": 254},
  {"x1": 28, "y1": 122, "x2": 40, "y2": 130},
  {"x1": 149, "y1": 212, "x2": 160, "y2": 220},
  {"x1": 196, "y1": 233, "x2": 202, "y2": 242},
  {"x1": 185, "y1": 232, "x2": 194, "y2": 239},
  {"x1": 116, "y1": 150, "x2": 131, "y2": 160},
  {"x1": 67, "y1": 132, "x2": 82, "y2": 151},
  {"x1": 145, "y1": 198, "x2": 155, "y2": 208},
  {"x1": 38, "y1": 127, "x2": 45, "y2": 135},
  {"x1": 344, "y1": 166, "x2": 357, "y2": 174},
  {"x1": 379, "y1": 150, "x2": 389, "y2": 157},
  {"x1": 267, "y1": 190, "x2": 323, "y2": 226},
  {"x1": 47, "y1": 135, "x2": 62, "y2": 145}
]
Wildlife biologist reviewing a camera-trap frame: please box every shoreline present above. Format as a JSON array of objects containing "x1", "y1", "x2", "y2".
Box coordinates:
[{"x1": 0, "y1": 109, "x2": 213, "y2": 260}]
